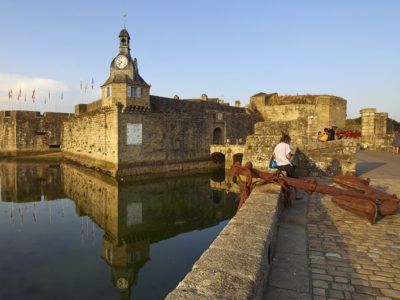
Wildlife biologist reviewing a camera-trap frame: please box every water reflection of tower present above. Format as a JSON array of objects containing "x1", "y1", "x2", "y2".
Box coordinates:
[
  {"x1": 102, "y1": 235, "x2": 149, "y2": 300},
  {"x1": 61, "y1": 163, "x2": 149, "y2": 299},
  {"x1": 62, "y1": 163, "x2": 238, "y2": 298}
]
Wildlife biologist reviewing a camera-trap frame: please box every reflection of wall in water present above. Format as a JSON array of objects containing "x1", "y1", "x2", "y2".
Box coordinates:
[
  {"x1": 61, "y1": 163, "x2": 238, "y2": 298},
  {"x1": 62, "y1": 163, "x2": 238, "y2": 241},
  {"x1": 0, "y1": 162, "x2": 64, "y2": 202}
]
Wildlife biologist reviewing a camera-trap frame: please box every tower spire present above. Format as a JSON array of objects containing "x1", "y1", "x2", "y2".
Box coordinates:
[{"x1": 122, "y1": 13, "x2": 127, "y2": 29}]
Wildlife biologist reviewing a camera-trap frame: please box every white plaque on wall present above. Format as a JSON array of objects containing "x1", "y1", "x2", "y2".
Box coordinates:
[
  {"x1": 127, "y1": 123, "x2": 142, "y2": 145},
  {"x1": 127, "y1": 202, "x2": 143, "y2": 225}
]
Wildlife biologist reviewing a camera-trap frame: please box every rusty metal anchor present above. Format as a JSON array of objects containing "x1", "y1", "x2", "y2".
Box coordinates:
[{"x1": 230, "y1": 162, "x2": 399, "y2": 224}]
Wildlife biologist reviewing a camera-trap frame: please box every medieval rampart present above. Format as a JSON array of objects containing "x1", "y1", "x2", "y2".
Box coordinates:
[
  {"x1": 249, "y1": 93, "x2": 346, "y2": 140},
  {"x1": 62, "y1": 96, "x2": 255, "y2": 177},
  {"x1": 242, "y1": 124, "x2": 356, "y2": 176},
  {"x1": 0, "y1": 111, "x2": 70, "y2": 156},
  {"x1": 61, "y1": 107, "x2": 119, "y2": 175},
  {"x1": 166, "y1": 184, "x2": 282, "y2": 299},
  {"x1": 0, "y1": 112, "x2": 16, "y2": 154}
]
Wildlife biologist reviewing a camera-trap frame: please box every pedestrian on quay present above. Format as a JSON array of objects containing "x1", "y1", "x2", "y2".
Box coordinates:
[
  {"x1": 392, "y1": 129, "x2": 400, "y2": 155},
  {"x1": 320, "y1": 128, "x2": 329, "y2": 142},
  {"x1": 273, "y1": 133, "x2": 302, "y2": 199},
  {"x1": 328, "y1": 127, "x2": 336, "y2": 141},
  {"x1": 315, "y1": 131, "x2": 322, "y2": 143}
]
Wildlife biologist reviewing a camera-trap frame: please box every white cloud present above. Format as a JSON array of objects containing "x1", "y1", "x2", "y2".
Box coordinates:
[
  {"x1": 0, "y1": 73, "x2": 69, "y2": 100},
  {"x1": 0, "y1": 73, "x2": 100, "y2": 113}
]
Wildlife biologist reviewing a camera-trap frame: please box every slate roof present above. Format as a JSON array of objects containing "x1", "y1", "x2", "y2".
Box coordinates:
[
  {"x1": 101, "y1": 74, "x2": 149, "y2": 87},
  {"x1": 119, "y1": 29, "x2": 130, "y2": 38}
]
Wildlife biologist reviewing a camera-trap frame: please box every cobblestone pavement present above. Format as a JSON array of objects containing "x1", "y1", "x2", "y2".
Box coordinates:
[{"x1": 308, "y1": 151, "x2": 400, "y2": 300}]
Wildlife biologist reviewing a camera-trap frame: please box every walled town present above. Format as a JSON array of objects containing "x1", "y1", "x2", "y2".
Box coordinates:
[
  {"x1": 1, "y1": 28, "x2": 399, "y2": 300},
  {"x1": 0, "y1": 29, "x2": 395, "y2": 177}
]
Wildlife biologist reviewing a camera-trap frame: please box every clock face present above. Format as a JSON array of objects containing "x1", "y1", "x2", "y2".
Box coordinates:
[
  {"x1": 116, "y1": 278, "x2": 129, "y2": 290},
  {"x1": 115, "y1": 55, "x2": 128, "y2": 69}
]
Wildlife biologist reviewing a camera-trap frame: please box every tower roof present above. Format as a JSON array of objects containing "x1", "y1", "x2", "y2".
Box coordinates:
[{"x1": 119, "y1": 29, "x2": 130, "y2": 39}]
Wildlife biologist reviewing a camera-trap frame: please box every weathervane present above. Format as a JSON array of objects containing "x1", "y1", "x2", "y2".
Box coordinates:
[{"x1": 122, "y1": 13, "x2": 127, "y2": 29}]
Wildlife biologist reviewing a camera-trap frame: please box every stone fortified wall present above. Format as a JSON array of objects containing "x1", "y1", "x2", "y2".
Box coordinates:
[
  {"x1": 167, "y1": 184, "x2": 282, "y2": 299},
  {"x1": 360, "y1": 108, "x2": 388, "y2": 136},
  {"x1": 63, "y1": 96, "x2": 255, "y2": 177},
  {"x1": 249, "y1": 93, "x2": 346, "y2": 141},
  {"x1": 0, "y1": 111, "x2": 70, "y2": 156},
  {"x1": 0, "y1": 112, "x2": 16, "y2": 154},
  {"x1": 242, "y1": 122, "x2": 356, "y2": 176},
  {"x1": 358, "y1": 108, "x2": 391, "y2": 151},
  {"x1": 62, "y1": 107, "x2": 119, "y2": 175}
]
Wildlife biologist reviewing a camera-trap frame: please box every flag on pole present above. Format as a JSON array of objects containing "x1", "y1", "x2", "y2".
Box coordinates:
[
  {"x1": 18, "y1": 89, "x2": 22, "y2": 101},
  {"x1": 61, "y1": 91, "x2": 63, "y2": 100},
  {"x1": 48, "y1": 91, "x2": 51, "y2": 100},
  {"x1": 8, "y1": 89, "x2": 13, "y2": 100},
  {"x1": 80, "y1": 81, "x2": 83, "y2": 90},
  {"x1": 44, "y1": 96, "x2": 47, "y2": 105},
  {"x1": 24, "y1": 93, "x2": 26, "y2": 102},
  {"x1": 85, "y1": 83, "x2": 87, "y2": 93},
  {"x1": 91, "y1": 78, "x2": 94, "y2": 89},
  {"x1": 32, "y1": 89, "x2": 36, "y2": 103}
]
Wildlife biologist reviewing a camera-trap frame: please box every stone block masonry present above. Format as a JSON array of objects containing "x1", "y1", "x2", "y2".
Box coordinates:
[
  {"x1": 242, "y1": 131, "x2": 356, "y2": 177},
  {"x1": 0, "y1": 110, "x2": 70, "y2": 156},
  {"x1": 308, "y1": 181, "x2": 400, "y2": 300},
  {"x1": 297, "y1": 140, "x2": 357, "y2": 177},
  {"x1": 62, "y1": 96, "x2": 254, "y2": 177},
  {"x1": 166, "y1": 184, "x2": 282, "y2": 299},
  {"x1": 62, "y1": 106, "x2": 119, "y2": 176}
]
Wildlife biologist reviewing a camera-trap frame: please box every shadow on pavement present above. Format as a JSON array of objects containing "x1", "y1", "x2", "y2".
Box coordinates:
[{"x1": 356, "y1": 162, "x2": 385, "y2": 176}]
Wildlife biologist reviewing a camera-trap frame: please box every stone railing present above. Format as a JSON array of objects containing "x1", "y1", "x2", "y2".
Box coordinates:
[{"x1": 166, "y1": 184, "x2": 282, "y2": 299}]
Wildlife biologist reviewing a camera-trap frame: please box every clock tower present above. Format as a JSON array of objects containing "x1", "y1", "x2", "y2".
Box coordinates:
[{"x1": 101, "y1": 28, "x2": 150, "y2": 110}]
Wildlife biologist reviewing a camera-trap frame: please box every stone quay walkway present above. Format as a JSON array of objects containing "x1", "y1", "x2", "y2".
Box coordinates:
[{"x1": 264, "y1": 150, "x2": 400, "y2": 300}]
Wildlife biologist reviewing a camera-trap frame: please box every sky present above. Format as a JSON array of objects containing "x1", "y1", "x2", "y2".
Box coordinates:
[{"x1": 0, "y1": 0, "x2": 399, "y2": 120}]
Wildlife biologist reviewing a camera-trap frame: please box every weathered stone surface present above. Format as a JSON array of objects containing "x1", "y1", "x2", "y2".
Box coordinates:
[
  {"x1": 265, "y1": 286, "x2": 312, "y2": 300},
  {"x1": 249, "y1": 93, "x2": 346, "y2": 134},
  {"x1": 166, "y1": 185, "x2": 282, "y2": 299},
  {"x1": 0, "y1": 111, "x2": 70, "y2": 156},
  {"x1": 307, "y1": 159, "x2": 400, "y2": 300}
]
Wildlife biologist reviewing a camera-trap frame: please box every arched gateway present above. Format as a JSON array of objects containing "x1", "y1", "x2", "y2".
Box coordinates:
[{"x1": 213, "y1": 127, "x2": 223, "y2": 144}]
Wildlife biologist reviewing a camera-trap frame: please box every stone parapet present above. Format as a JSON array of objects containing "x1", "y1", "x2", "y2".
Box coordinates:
[
  {"x1": 359, "y1": 134, "x2": 392, "y2": 151},
  {"x1": 166, "y1": 184, "x2": 282, "y2": 300},
  {"x1": 297, "y1": 140, "x2": 357, "y2": 176},
  {"x1": 243, "y1": 136, "x2": 357, "y2": 176}
]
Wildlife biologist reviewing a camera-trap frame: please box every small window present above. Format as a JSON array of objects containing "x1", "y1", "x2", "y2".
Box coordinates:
[
  {"x1": 106, "y1": 86, "x2": 112, "y2": 97},
  {"x1": 4, "y1": 111, "x2": 11, "y2": 117},
  {"x1": 217, "y1": 112, "x2": 223, "y2": 121},
  {"x1": 36, "y1": 131, "x2": 47, "y2": 135},
  {"x1": 127, "y1": 86, "x2": 132, "y2": 97}
]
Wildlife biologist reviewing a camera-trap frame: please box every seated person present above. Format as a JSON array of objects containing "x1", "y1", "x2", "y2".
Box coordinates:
[{"x1": 273, "y1": 134, "x2": 302, "y2": 199}]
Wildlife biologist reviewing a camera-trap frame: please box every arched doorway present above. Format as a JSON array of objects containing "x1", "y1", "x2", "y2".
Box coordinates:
[
  {"x1": 213, "y1": 127, "x2": 223, "y2": 144},
  {"x1": 233, "y1": 153, "x2": 243, "y2": 165}
]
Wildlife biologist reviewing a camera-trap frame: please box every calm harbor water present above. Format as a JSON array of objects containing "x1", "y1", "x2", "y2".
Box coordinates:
[{"x1": 0, "y1": 161, "x2": 239, "y2": 300}]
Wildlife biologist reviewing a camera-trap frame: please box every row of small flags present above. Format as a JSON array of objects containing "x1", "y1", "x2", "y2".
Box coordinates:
[
  {"x1": 7, "y1": 78, "x2": 94, "y2": 104},
  {"x1": 7, "y1": 89, "x2": 62, "y2": 103},
  {"x1": 80, "y1": 78, "x2": 94, "y2": 93}
]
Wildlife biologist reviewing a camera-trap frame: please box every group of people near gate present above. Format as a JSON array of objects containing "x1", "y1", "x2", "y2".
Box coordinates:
[
  {"x1": 315, "y1": 127, "x2": 361, "y2": 143},
  {"x1": 269, "y1": 128, "x2": 400, "y2": 201}
]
